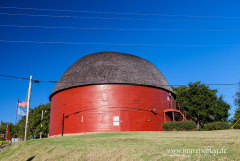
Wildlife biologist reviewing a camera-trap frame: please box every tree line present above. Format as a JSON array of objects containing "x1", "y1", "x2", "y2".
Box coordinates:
[{"x1": 0, "y1": 103, "x2": 51, "y2": 140}]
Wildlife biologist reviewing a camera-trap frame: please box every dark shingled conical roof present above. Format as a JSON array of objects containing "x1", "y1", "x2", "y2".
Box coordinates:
[{"x1": 50, "y1": 52, "x2": 174, "y2": 100}]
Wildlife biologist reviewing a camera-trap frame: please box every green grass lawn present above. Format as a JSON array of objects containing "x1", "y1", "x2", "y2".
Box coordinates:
[{"x1": 0, "y1": 130, "x2": 239, "y2": 161}]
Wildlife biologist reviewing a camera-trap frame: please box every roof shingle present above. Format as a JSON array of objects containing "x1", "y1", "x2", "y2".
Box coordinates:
[{"x1": 49, "y1": 52, "x2": 174, "y2": 100}]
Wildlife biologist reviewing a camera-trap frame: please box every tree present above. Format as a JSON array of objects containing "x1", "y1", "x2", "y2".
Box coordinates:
[
  {"x1": 16, "y1": 102, "x2": 51, "y2": 139},
  {"x1": 16, "y1": 116, "x2": 26, "y2": 139},
  {"x1": 231, "y1": 81, "x2": 240, "y2": 129},
  {"x1": 214, "y1": 95, "x2": 230, "y2": 122},
  {"x1": 0, "y1": 121, "x2": 5, "y2": 133},
  {"x1": 234, "y1": 81, "x2": 240, "y2": 106},
  {"x1": 231, "y1": 105, "x2": 240, "y2": 129},
  {"x1": 172, "y1": 81, "x2": 230, "y2": 129}
]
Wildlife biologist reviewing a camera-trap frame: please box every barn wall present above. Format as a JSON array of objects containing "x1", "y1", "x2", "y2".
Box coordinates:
[{"x1": 49, "y1": 84, "x2": 172, "y2": 136}]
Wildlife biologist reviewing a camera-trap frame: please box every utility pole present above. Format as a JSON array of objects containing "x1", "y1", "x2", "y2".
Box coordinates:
[
  {"x1": 24, "y1": 76, "x2": 32, "y2": 141},
  {"x1": 40, "y1": 110, "x2": 43, "y2": 139}
]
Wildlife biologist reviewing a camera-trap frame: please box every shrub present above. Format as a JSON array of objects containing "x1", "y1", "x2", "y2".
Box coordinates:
[
  {"x1": 176, "y1": 121, "x2": 196, "y2": 131},
  {"x1": 0, "y1": 138, "x2": 4, "y2": 141},
  {"x1": 162, "y1": 122, "x2": 176, "y2": 131},
  {"x1": 162, "y1": 121, "x2": 196, "y2": 131},
  {"x1": 175, "y1": 121, "x2": 185, "y2": 131},
  {"x1": 0, "y1": 141, "x2": 9, "y2": 145},
  {"x1": 204, "y1": 122, "x2": 230, "y2": 131}
]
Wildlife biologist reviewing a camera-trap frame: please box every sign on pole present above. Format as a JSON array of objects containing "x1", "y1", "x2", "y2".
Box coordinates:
[{"x1": 5, "y1": 123, "x2": 11, "y2": 142}]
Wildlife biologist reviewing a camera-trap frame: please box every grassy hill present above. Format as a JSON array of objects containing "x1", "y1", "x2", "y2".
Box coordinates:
[{"x1": 0, "y1": 130, "x2": 239, "y2": 160}]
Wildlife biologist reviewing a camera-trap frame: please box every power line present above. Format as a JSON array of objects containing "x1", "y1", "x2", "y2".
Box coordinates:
[
  {"x1": 1, "y1": 24, "x2": 240, "y2": 31},
  {"x1": 1, "y1": 6, "x2": 240, "y2": 19},
  {"x1": 0, "y1": 75, "x2": 238, "y2": 86},
  {"x1": 218, "y1": 85, "x2": 239, "y2": 95},
  {"x1": 0, "y1": 78, "x2": 15, "y2": 80},
  {"x1": 0, "y1": 75, "x2": 53, "y2": 83},
  {"x1": 1, "y1": 40, "x2": 240, "y2": 46},
  {"x1": 0, "y1": 75, "x2": 29, "y2": 80},
  {"x1": 1, "y1": 12, "x2": 240, "y2": 22}
]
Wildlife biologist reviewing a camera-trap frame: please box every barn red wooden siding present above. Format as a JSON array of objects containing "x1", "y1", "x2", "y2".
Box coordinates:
[{"x1": 49, "y1": 84, "x2": 173, "y2": 136}]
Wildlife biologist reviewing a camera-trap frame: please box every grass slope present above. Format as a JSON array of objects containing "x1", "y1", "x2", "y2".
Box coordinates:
[{"x1": 0, "y1": 130, "x2": 239, "y2": 161}]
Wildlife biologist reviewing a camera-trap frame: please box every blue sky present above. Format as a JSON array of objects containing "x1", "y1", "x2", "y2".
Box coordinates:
[{"x1": 0, "y1": 0, "x2": 239, "y2": 123}]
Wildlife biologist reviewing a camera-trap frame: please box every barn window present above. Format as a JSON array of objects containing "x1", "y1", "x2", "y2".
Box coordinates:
[
  {"x1": 97, "y1": 114, "x2": 106, "y2": 122},
  {"x1": 102, "y1": 92, "x2": 108, "y2": 101},
  {"x1": 145, "y1": 115, "x2": 150, "y2": 122},
  {"x1": 77, "y1": 115, "x2": 83, "y2": 123}
]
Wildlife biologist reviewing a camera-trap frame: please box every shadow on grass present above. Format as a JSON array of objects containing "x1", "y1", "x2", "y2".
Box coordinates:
[{"x1": 26, "y1": 156, "x2": 35, "y2": 161}]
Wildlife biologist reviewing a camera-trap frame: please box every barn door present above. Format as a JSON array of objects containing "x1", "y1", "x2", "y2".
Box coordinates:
[{"x1": 120, "y1": 110, "x2": 130, "y2": 131}]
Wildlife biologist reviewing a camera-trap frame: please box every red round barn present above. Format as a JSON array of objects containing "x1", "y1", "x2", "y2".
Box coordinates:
[{"x1": 49, "y1": 52, "x2": 178, "y2": 137}]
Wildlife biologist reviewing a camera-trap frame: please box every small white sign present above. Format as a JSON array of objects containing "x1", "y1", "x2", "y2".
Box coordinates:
[
  {"x1": 113, "y1": 122, "x2": 119, "y2": 126},
  {"x1": 113, "y1": 116, "x2": 119, "y2": 121}
]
